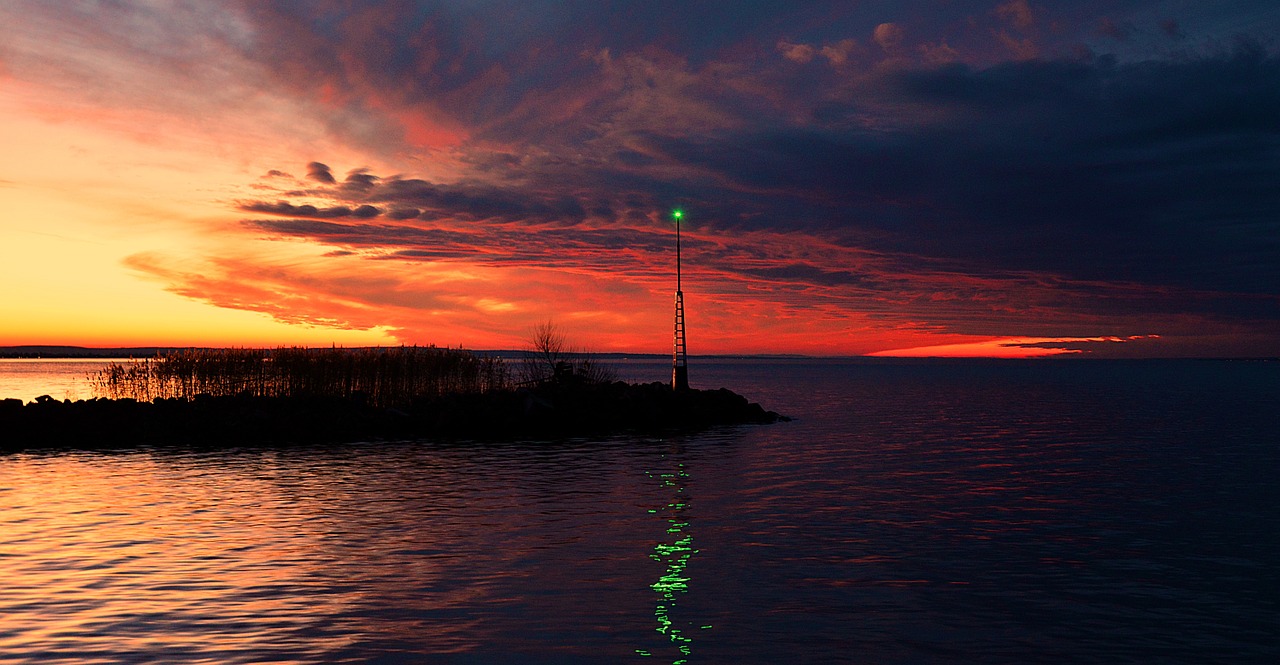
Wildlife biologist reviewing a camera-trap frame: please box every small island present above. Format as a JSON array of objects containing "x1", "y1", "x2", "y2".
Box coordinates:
[{"x1": 0, "y1": 345, "x2": 786, "y2": 451}]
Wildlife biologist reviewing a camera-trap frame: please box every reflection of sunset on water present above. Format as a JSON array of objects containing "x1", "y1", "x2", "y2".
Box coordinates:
[
  {"x1": 0, "y1": 453, "x2": 358, "y2": 659},
  {"x1": 0, "y1": 359, "x2": 1276, "y2": 661}
]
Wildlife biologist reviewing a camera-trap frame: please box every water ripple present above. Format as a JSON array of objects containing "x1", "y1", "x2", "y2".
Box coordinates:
[{"x1": 2, "y1": 360, "x2": 1278, "y2": 663}]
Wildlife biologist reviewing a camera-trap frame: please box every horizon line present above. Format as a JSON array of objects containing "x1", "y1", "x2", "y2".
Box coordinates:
[{"x1": 0, "y1": 345, "x2": 1276, "y2": 362}]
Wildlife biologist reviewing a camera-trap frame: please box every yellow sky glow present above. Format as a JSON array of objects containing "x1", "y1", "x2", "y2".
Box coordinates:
[{"x1": 0, "y1": 84, "x2": 394, "y2": 347}]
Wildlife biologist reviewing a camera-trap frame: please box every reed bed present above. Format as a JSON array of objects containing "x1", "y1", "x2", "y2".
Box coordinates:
[{"x1": 89, "y1": 347, "x2": 510, "y2": 406}]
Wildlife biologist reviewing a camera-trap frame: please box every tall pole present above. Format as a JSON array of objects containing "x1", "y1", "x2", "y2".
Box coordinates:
[
  {"x1": 676, "y1": 210, "x2": 682, "y2": 292},
  {"x1": 672, "y1": 209, "x2": 689, "y2": 391}
]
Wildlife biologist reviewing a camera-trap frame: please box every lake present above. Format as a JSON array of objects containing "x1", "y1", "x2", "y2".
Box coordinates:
[
  {"x1": 0, "y1": 359, "x2": 129, "y2": 403},
  {"x1": 1, "y1": 358, "x2": 1277, "y2": 663}
]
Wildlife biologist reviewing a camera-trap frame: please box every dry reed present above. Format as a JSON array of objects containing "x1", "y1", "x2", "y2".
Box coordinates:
[{"x1": 89, "y1": 347, "x2": 510, "y2": 406}]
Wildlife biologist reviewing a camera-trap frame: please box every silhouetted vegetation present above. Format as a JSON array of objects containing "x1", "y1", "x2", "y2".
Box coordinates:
[
  {"x1": 0, "y1": 340, "x2": 790, "y2": 451},
  {"x1": 517, "y1": 321, "x2": 617, "y2": 386},
  {"x1": 88, "y1": 347, "x2": 510, "y2": 407}
]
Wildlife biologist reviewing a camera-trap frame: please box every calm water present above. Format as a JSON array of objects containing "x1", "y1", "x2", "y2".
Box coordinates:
[
  {"x1": 1, "y1": 359, "x2": 1277, "y2": 663},
  {"x1": 0, "y1": 360, "x2": 127, "y2": 403}
]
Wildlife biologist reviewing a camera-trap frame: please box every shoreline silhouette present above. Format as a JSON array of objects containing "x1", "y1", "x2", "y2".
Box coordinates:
[{"x1": 1, "y1": 381, "x2": 786, "y2": 451}]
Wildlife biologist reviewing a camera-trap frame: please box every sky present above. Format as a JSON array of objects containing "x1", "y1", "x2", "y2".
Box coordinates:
[{"x1": 1, "y1": 1, "x2": 1277, "y2": 357}]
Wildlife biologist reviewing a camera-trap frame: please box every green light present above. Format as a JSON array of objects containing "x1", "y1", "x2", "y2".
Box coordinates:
[
  {"x1": 673, "y1": 209, "x2": 683, "y2": 219},
  {"x1": 646, "y1": 458, "x2": 703, "y2": 662}
]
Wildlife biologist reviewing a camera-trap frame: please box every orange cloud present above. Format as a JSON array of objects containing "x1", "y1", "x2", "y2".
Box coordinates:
[{"x1": 869, "y1": 335, "x2": 1160, "y2": 358}]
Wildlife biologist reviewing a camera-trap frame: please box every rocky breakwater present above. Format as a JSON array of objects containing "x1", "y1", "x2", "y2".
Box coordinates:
[{"x1": 0, "y1": 382, "x2": 787, "y2": 450}]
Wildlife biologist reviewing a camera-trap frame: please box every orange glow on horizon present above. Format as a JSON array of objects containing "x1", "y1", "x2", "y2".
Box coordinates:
[{"x1": 868, "y1": 336, "x2": 1159, "y2": 358}]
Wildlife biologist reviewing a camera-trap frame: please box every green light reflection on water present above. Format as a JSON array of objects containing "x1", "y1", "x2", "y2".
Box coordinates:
[{"x1": 642, "y1": 459, "x2": 702, "y2": 663}]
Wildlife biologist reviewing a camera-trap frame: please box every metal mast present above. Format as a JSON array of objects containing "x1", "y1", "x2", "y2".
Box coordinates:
[{"x1": 672, "y1": 209, "x2": 689, "y2": 391}]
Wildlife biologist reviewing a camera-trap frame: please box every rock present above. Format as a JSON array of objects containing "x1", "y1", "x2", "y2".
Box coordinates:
[{"x1": 0, "y1": 384, "x2": 787, "y2": 451}]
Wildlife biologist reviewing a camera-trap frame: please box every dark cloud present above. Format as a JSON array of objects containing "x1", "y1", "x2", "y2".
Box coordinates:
[
  {"x1": 994, "y1": 0, "x2": 1036, "y2": 31},
  {"x1": 1097, "y1": 18, "x2": 1137, "y2": 42},
  {"x1": 738, "y1": 264, "x2": 877, "y2": 289},
  {"x1": 897, "y1": 48, "x2": 1278, "y2": 295},
  {"x1": 225, "y1": 3, "x2": 1280, "y2": 354},
  {"x1": 342, "y1": 169, "x2": 379, "y2": 195},
  {"x1": 246, "y1": 40, "x2": 1280, "y2": 339},
  {"x1": 245, "y1": 219, "x2": 465, "y2": 244},
  {"x1": 624, "y1": 46, "x2": 1280, "y2": 302},
  {"x1": 385, "y1": 248, "x2": 476, "y2": 260},
  {"x1": 386, "y1": 207, "x2": 422, "y2": 220},
  {"x1": 241, "y1": 202, "x2": 359, "y2": 219},
  {"x1": 1160, "y1": 19, "x2": 1185, "y2": 40},
  {"x1": 306, "y1": 161, "x2": 336, "y2": 184}
]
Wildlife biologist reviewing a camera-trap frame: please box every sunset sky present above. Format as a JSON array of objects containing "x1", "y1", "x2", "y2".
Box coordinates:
[{"x1": 2, "y1": 1, "x2": 1277, "y2": 357}]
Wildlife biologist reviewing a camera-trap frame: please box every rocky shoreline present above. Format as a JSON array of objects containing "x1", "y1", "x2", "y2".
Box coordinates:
[{"x1": 0, "y1": 382, "x2": 787, "y2": 451}]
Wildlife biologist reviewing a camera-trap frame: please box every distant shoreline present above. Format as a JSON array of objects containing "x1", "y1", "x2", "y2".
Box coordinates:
[
  {"x1": 1, "y1": 346, "x2": 1275, "y2": 362},
  {"x1": 0, "y1": 346, "x2": 181, "y2": 359},
  {"x1": 0, "y1": 345, "x2": 817, "y2": 361}
]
